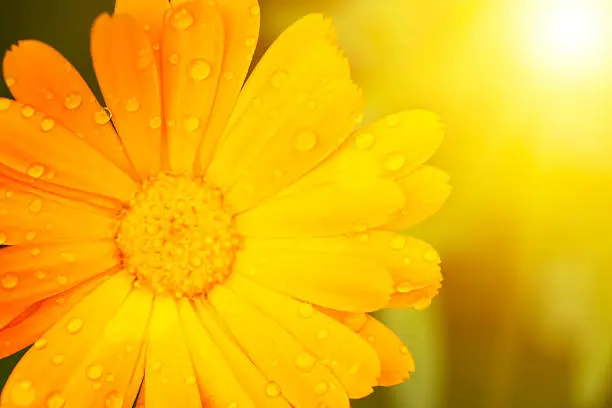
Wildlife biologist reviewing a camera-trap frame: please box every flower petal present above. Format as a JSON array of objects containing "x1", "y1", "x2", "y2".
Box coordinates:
[
  {"x1": 196, "y1": 0, "x2": 260, "y2": 172},
  {"x1": 0, "y1": 174, "x2": 117, "y2": 246},
  {"x1": 115, "y1": 0, "x2": 170, "y2": 48},
  {"x1": 145, "y1": 295, "x2": 202, "y2": 408},
  {"x1": 235, "y1": 178, "x2": 405, "y2": 238},
  {"x1": 177, "y1": 299, "x2": 256, "y2": 408},
  {"x1": 209, "y1": 285, "x2": 350, "y2": 408},
  {"x1": 0, "y1": 276, "x2": 104, "y2": 359},
  {"x1": 161, "y1": 0, "x2": 224, "y2": 173},
  {"x1": 207, "y1": 18, "x2": 350, "y2": 194},
  {"x1": 0, "y1": 240, "x2": 119, "y2": 305},
  {"x1": 2, "y1": 41, "x2": 137, "y2": 179},
  {"x1": 91, "y1": 13, "x2": 163, "y2": 178},
  {"x1": 234, "y1": 238, "x2": 393, "y2": 312},
  {"x1": 0, "y1": 273, "x2": 133, "y2": 408},
  {"x1": 383, "y1": 165, "x2": 451, "y2": 230},
  {"x1": 194, "y1": 300, "x2": 292, "y2": 408},
  {"x1": 228, "y1": 275, "x2": 381, "y2": 398},
  {"x1": 0, "y1": 99, "x2": 137, "y2": 203}
]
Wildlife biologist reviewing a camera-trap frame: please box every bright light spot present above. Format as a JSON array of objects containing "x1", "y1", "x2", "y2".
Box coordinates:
[{"x1": 529, "y1": 0, "x2": 609, "y2": 71}]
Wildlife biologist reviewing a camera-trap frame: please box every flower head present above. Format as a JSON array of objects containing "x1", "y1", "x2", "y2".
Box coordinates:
[{"x1": 0, "y1": 0, "x2": 449, "y2": 407}]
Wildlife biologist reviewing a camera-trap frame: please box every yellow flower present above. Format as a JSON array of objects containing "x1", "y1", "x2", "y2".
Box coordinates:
[{"x1": 0, "y1": 0, "x2": 449, "y2": 407}]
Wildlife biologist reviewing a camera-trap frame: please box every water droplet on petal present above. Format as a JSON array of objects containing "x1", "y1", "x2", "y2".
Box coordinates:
[
  {"x1": 0, "y1": 99, "x2": 11, "y2": 111},
  {"x1": 294, "y1": 351, "x2": 316, "y2": 372},
  {"x1": 424, "y1": 249, "x2": 440, "y2": 263},
  {"x1": 185, "y1": 375, "x2": 196, "y2": 386},
  {"x1": 294, "y1": 130, "x2": 318, "y2": 152},
  {"x1": 5, "y1": 77, "x2": 16, "y2": 88},
  {"x1": 169, "y1": 53, "x2": 181, "y2": 65},
  {"x1": 343, "y1": 313, "x2": 367, "y2": 331},
  {"x1": 64, "y1": 93, "x2": 82, "y2": 110},
  {"x1": 33, "y1": 338, "x2": 47, "y2": 350},
  {"x1": 66, "y1": 317, "x2": 83, "y2": 334},
  {"x1": 104, "y1": 391, "x2": 123, "y2": 408},
  {"x1": 149, "y1": 116, "x2": 162, "y2": 130},
  {"x1": 56, "y1": 275, "x2": 68, "y2": 286},
  {"x1": 265, "y1": 382, "x2": 281, "y2": 397},
  {"x1": 355, "y1": 133, "x2": 375, "y2": 150},
  {"x1": 314, "y1": 381, "x2": 329, "y2": 395},
  {"x1": 52, "y1": 354, "x2": 65, "y2": 365},
  {"x1": 271, "y1": 71, "x2": 288, "y2": 88},
  {"x1": 244, "y1": 37, "x2": 257, "y2": 47},
  {"x1": 317, "y1": 329, "x2": 329, "y2": 340},
  {"x1": 384, "y1": 153, "x2": 406, "y2": 172},
  {"x1": 223, "y1": 71, "x2": 235, "y2": 80},
  {"x1": 94, "y1": 108, "x2": 112, "y2": 125},
  {"x1": 41, "y1": 118, "x2": 55, "y2": 132},
  {"x1": 298, "y1": 303, "x2": 314, "y2": 318},
  {"x1": 390, "y1": 235, "x2": 406, "y2": 250},
  {"x1": 151, "y1": 361, "x2": 162, "y2": 372},
  {"x1": 396, "y1": 281, "x2": 415, "y2": 294},
  {"x1": 125, "y1": 97, "x2": 140, "y2": 112},
  {"x1": 86, "y1": 364, "x2": 103, "y2": 380},
  {"x1": 184, "y1": 116, "x2": 200, "y2": 132},
  {"x1": 24, "y1": 231, "x2": 36, "y2": 241},
  {"x1": 172, "y1": 8, "x2": 194, "y2": 30},
  {"x1": 188, "y1": 60, "x2": 212, "y2": 81},
  {"x1": 400, "y1": 345, "x2": 410, "y2": 355},
  {"x1": 28, "y1": 163, "x2": 45, "y2": 179},
  {"x1": 35, "y1": 270, "x2": 46, "y2": 280},
  {"x1": 46, "y1": 393, "x2": 65, "y2": 408},
  {"x1": 11, "y1": 380, "x2": 36, "y2": 407},
  {"x1": 1, "y1": 274, "x2": 19, "y2": 289},
  {"x1": 250, "y1": 5, "x2": 260, "y2": 15},
  {"x1": 21, "y1": 105, "x2": 35, "y2": 118},
  {"x1": 29, "y1": 199, "x2": 43, "y2": 214}
]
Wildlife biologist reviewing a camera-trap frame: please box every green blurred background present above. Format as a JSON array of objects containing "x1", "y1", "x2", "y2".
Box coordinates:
[{"x1": 1, "y1": 0, "x2": 612, "y2": 407}]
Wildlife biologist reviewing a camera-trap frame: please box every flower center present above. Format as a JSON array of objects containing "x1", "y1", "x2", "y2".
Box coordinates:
[{"x1": 115, "y1": 174, "x2": 241, "y2": 297}]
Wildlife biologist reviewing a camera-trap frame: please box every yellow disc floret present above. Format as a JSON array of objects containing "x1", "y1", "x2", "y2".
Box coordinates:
[{"x1": 116, "y1": 174, "x2": 241, "y2": 297}]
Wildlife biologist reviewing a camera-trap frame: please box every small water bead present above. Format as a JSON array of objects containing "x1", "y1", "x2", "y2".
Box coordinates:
[
  {"x1": 184, "y1": 375, "x2": 196, "y2": 386},
  {"x1": 314, "y1": 381, "x2": 329, "y2": 395},
  {"x1": 250, "y1": 5, "x2": 260, "y2": 15},
  {"x1": 171, "y1": 8, "x2": 194, "y2": 30},
  {"x1": 244, "y1": 37, "x2": 256, "y2": 47},
  {"x1": 1, "y1": 274, "x2": 19, "y2": 289},
  {"x1": 28, "y1": 163, "x2": 45, "y2": 179},
  {"x1": 151, "y1": 361, "x2": 163, "y2": 372},
  {"x1": 317, "y1": 329, "x2": 329, "y2": 340},
  {"x1": 46, "y1": 393, "x2": 65, "y2": 408},
  {"x1": 64, "y1": 93, "x2": 82, "y2": 110},
  {"x1": 57, "y1": 275, "x2": 68, "y2": 286},
  {"x1": 149, "y1": 116, "x2": 162, "y2": 130},
  {"x1": 52, "y1": 355, "x2": 65, "y2": 365},
  {"x1": 125, "y1": 97, "x2": 140, "y2": 113},
  {"x1": 189, "y1": 60, "x2": 212, "y2": 81},
  {"x1": 169, "y1": 53, "x2": 181, "y2": 65},
  {"x1": 94, "y1": 108, "x2": 112, "y2": 125},
  {"x1": 24, "y1": 231, "x2": 36, "y2": 242},
  {"x1": 343, "y1": 313, "x2": 367, "y2": 332},
  {"x1": 223, "y1": 71, "x2": 235, "y2": 80},
  {"x1": 355, "y1": 133, "x2": 375, "y2": 150},
  {"x1": 389, "y1": 235, "x2": 406, "y2": 250},
  {"x1": 104, "y1": 391, "x2": 123, "y2": 408},
  {"x1": 86, "y1": 364, "x2": 104, "y2": 381},
  {"x1": 33, "y1": 338, "x2": 47, "y2": 350},
  {"x1": 35, "y1": 270, "x2": 47, "y2": 280},
  {"x1": 271, "y1": 71, "x2": 288, "y2": 88},
  {"x1": 184, "y1": 116, "x2": 200, "y2": 132},
  {"x1": 264, "y1": 382, "x2": 281, "y2": 398},
  {"x1": 294, "y1": 351, "x2": 316, "y2": 372},
  {"x1": 21, "y1": 105, "x2": 35, "y2": 118},
  {"x1": 384, "y1": 153, "x2": 406, "y2": 172},
  {"x1": 395, "y1": 281, "x2": 415, "y2": 294},
  {"x1": 42, "y1": 89, "x2": 55, "y2": 100},
  {"x1": 152, "y1": 43, "x2": 161, "y2": 52},
  {"x1": 41, "y1": 118, "x2": 55, "y2": 132},
  {"x1": 400, "y1": 345, "x2": 410, "y2": 355},
  {"x1": 5, "y1": 77, "x2": 16, "y2": 88},
  {"x1": 294, "y1": 130, "x2": 318, "y2": 152},
  {"x1": 92, "y1": 382, "x2": 102, "y2": 391},
  {"x1": 298, "y1": 303, "x2": 315, "y2": 318},
  {"x1": 11, "y1": 380, "x2": 36, "y2": 407},
  {"x1": 29, "y1": 199, "x2": 43, "y2": 214},
  {"x1": 66, "y1": 318, "x2": 83, "y2": 334},
  {"x1": 424, "y1": 249, "x2": 440, "y2": 263},
  {"x1": 0, "y1": 99, "x2": 11, "y2": 111}
]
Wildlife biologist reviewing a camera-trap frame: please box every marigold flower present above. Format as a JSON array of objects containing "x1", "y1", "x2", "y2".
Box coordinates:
[{"x1": 0, "y1": 0, "x2": 450, "y2": 407}]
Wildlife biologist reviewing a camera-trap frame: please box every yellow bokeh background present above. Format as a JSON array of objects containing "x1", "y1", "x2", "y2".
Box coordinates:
[{"x1": 0, "y1": 0, "x2": 611, "y2": 407}]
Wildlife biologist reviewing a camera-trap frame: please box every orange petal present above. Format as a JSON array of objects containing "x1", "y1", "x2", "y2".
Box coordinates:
[
  {"x1": 209, "y1": 285, "x2": 350, "y2": 408},
  {"x1": 123, "y1": 349, "x2": 146, "y2": 408},
  {"x1": 288, "y1": 110, "x2": 444, "y2": 192},
  {"x1": 0, "y1": 174, "x2": 117, "y2": 246},
  {"x1": 177, "y1": 299, "x2": 256, "y2": 407},
  {"x1": 0, "y1": 240, "x2": 120, "y2": 305},
  {"x1": 235, "y1": 178, "x2": 405, "y2": 238},
  {"x1": 194, "y1": 300, "x2": 292, "y2": 408},
  {"x1": 224, "y1": 81, "x2": 363, "y2": 213},
  {"x1": 383, "y1": 165, "x2": 451, "y2": 231},
  {"x1": 0, "y1": 276, "x2": 105, "y2": 359},
  {"x1": 115, "y1": 0, "x2": 170, "y2": 49},
  {"x1": 2, "y1": 41, "x2": 137, "y2": 179},
  {"x1": 196, "y1": 0, "x2": 260, "y2": 173},
  {"x1": 161, "y1": 0, "x2": 224, "y2": 173},
  {"x1": 145, "y1": 295, "x2": 202, "y2": 408},
  {"x1": 0, "y1": 98, "x2": 137, "y2": 203},
  {"x1": 207, "y1": 29, "x2": 350, "y2": 196},
  {"x1": 235, "y1": 239, "x2": 393, "y2": 312},
  {"x1": 0, "y1": 273, "x2": 133, "y2": 408},
  {"x1": 91, "y1": 13, "x2": 163, "y2": 178},
  {"x1": 228, "y1": 275, "x2": 380, "y2": 398}
]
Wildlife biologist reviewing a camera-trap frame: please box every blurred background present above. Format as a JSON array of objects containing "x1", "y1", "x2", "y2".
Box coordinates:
[{"x1": 1, "y1": 0, "x2": 612, "y2": 407}]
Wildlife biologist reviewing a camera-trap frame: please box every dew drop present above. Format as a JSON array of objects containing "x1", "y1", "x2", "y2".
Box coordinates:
[
  {"x1": 151, "y1": 361, "x2": 162, "y2": 372},
  {"x1": 11, "y1": 380, "x2": 36, "y2": 407},
  {"x1": 184, "y1": 375, "x2": 196, "y2": 386},
  {"x1": 33, "y1": 338, "x2": 47, "y2": 350},
  {"x1": 271, "y1": 71, "x2": 288, "y2": 88},
  {"x1": 94, "y1": 108, "x2": 112, "y2": 125},
  {"x1": 343, "y1": 313, "x2": 367, "y2": 331},
  {"x1": 314, "y1": 381, "x2": 329, "y2": 395},
  {"x1": 86, "y1": 364, "x2": 103, "y2": 381},
  {"x1": 169, "y1": 53, "x2": 181, "y2": 65},
  {"x1": 395, "y1": 281, "x2": 415, "y2": 294},
  {"x1": 66, "y1": 317, "x2": 83, "y2": 334},
  {"x1": 104, "y1": 391, "x2": 123, "y2": 408},
  {"x1": 244, "y1": 37, "x2": 257, "y2": 47},
  {"x1": 149, "y1": 116, "x2": 162, "y2": 130},
  {"x1": 265, "y1": 382, "x2": 281, "y2": 398},
  {"x1": 24, "y1": 231, "x2": 36, "y2": 242},
  {"x1": 188, "y1": 60, "x2": 212, "y2": 81},
  {"x1": 64, "y1": 93, "x2": 82, "y2": 110},
  {"x1": 35, "y1": 270, "x2": 47, "y2": 280},
  {"x1": 28, "y1": 163, "x2": 45, "y2": 179},
  {"x1": 171, "y1": 8, "x2": 194, "y2": 30},
  {"x1": 298, "y1": 303, "x2": 314, "y2": 318},
  {"x1": 56, "y1": 275, "x2": 68, "y2": 286},
  {"x1": 184, "y1": 116, "x2": 200, "y2": 132},
  {"x1": 294, "y1": 130, "x2": 318, "y2": 152},
  {"x1": 223, "y1": 71, "x2": 235, "y2": 80},
  {"x1": 52, "y1": 354, "x2": 65, "y2": 365},
  {"x1": 294, "y1": 351, "x2": 316, "y2": 372},
  {"x1": 250, "y1": 5, "x2": 260, "y2": 15},
  {"x1": 46, "y1": 393, "x2": 65, "y2": 408},
  {"x1": 1, "y1": 274, "x2": 19, "y2": 289},
  {"x1": 400, "y1": 345, "x2": 410, "y2": 355},
  {"x1": 29, "y1": 199, "x2": 43, "y2": 214},
  {"x1": 355, "y1": 133, "x2": 375, "y2": 150},
  {"x1": 92, "y1": 382, "x2": 102, "y2": 391},
  {"x1": 5, "y1": 77, "x2": 16, "y2": 88},
  {"x1": 424, "y1": 249, "x2": 440, "y2": 263},
  {"x1": 390, "y1": 235, "x2": 406, "y2": 250},
  {"x1": 384, "y1": 153, "x2": 406, "y2": 172},
  {"x1": 0, "y1": 99, "x2": 11, "y2": 111},
  {"x1": 317, "y1": 329, "x2": 329, "y2": 340},
  {"x1": 125, "y1": 97, "x2": 140, "y2": 112},
  {"x1": 21, "y1": 105, "x2": 35, "y2": 118},
  {"x1": 41, "y1": 118, "x2": 55, "y2": 132}
]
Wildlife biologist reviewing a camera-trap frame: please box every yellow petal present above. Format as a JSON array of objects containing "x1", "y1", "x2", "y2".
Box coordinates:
[
  {"x1": 91, "y1": 13, "x2": 163, "y2": 178},
  {"x1": 161, "y1": 0, "x2": 224, "y2": 173},
  {"x1": 235, "y1": 178, "x2": 405, "y2": 238},
  {"x1": 2, "y1": 41, "x2": 137, "y2": 179},
  {"x1": 228, "y1": 275, "x2": 381, "y2": 398},
  {"x1": 0, "y1": 174, "x2": 117, "y2": 246},
  {"x1": 209, "y1": 285, "x2": 350, "y2": 408},
  {"x1": 194, "y1": 300, "x2": 292, "y2": 408},
  {"x1": 383, "y1": 165, "x2": 451, "y2": 230},
  {"x1": 196, "y1": 0, "x2": 260, "y2": 172},
  {"x1": 0, "y1": 273, "x2": 133, "y2": 408},
  {"x1": 0, "y1": 98, "x2": 137, "y2": 203},
  {"x1": 235, "y1": 239, "x2": 393, "y2": 312},
  {"x1": 145, "y1": 295, "x2": 202, "y2": 408},
  {"x1": 0, "y1": 240, "x2": 119, "y2": 305},
  {"x1": 177, "y1": 299, "x2": 256, "y2": 407}
]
